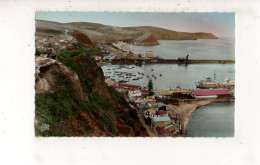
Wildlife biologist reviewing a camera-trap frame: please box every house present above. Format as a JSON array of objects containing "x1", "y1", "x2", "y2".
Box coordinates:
[
  {"x1": 155, "y1": 127, "x2": 172, "y2": 136},
  {"x1": 152, "y1": 116, "x2": 171, "y2": 128},
  {"x1": 163, "y1": 124, "x2": 177, "y2": 131},
  {"x1": 128, "y1": 90, "x2": 142, "y2": 101},
  {"x1": 156, "y1": 110, "x2": 168, "y2": 116},
  {"x1": 157, "y1": 102, "x2": 166, "y2": 111},
  {"x1": 192, "y1": 89, "x2": 231, "y2": 100},
  {"x1": 143, "y1": 109, "x2": 157, "y2": 118},
  {"x1": 144, "y1": 51, "x2": 155, "y2": 59},
  {"x1": 140, "y1": 89, "x2": 149, "y2": 96},
  {"x1": 118, "y1": 83, "x2": 141, "y2": 90},
  {"x1": 95, "y1": 56, "x2": 102, "y2": 61},
  {"x1": 145, "y1": 96, "x2": 157, "y2": 108}
]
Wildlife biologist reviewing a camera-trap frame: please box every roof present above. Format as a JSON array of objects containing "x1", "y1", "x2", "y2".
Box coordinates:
[
  {"x1": 144, "y1": 109, "x2": 157, "y2": 115},
  {"x1": 193, "y1": 89, "x2": 231, "y2": 96},
  {"x1": 164, "y1": 124, "x2": 174, "y2": 129},
  {"x1": 153, "y1": 116, "x2": 171, "y2": 122},
  {"x1": 156, "y1": 127, "x2": 172, "y2": 136},
  {"x1": 154, "y1": 93, "x2": 161, "y2": 97},
  {"x1": 170, "y1": 116, "x2": 181, "y2": 120},
  {"x1": 118, "y1": 83, "x2": 141, "y2": 88},
  {"x1": 140, "y1": 89, "x2": 148, "y2": 93},
  {"x1": 109, "y1": 85, "x2": 119, "y2": 89},
  {"x1": 157, "y1": 110, "x2": 167, "y2": 115}
]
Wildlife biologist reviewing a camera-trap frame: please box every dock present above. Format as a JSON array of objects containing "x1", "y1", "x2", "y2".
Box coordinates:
[{"x1": 111, "y1": 59, "x2": 235, "y2": 64}]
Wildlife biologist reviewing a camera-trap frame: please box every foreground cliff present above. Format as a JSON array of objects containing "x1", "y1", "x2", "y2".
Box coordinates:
[{"x1": 35, "y1": 51, "x2": 148, "y2": 137}]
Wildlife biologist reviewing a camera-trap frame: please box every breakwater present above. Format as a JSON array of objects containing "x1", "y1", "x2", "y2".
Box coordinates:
[{"x1": 111, "y1": 59, "x2": 235, "y2": 64}]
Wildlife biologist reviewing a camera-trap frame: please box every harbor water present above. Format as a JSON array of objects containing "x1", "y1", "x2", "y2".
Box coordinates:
[
  {"x1": 101, "y1": 37, "x2": 235, "y2": 137},
  {"x1": 186, "y1": 102, "x2": 234, "y2": 137},
  {"x1": 132, "y1": 38, "x2": 235, "y2": 60}
]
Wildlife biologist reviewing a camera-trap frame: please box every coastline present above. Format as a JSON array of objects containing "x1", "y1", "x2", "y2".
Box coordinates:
[{"x1": 167, "y1": 100, "x2": 214, "y2": 134}]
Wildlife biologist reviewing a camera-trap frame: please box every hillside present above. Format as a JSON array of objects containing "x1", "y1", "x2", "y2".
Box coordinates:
[
  {"x1": 68, "y1": 22, "x2": 218, "y2": 41},
  {"x1": 124, "y1": 26, "x2": 218, "y2": 40},
  {"x1": 35, "y1": 47, "x2": 149, "y2": 137}
]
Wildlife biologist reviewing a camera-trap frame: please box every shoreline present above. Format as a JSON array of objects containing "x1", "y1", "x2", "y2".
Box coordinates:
[{"x1": 167, "y1": 100, "x2": 214, "y2": 134}]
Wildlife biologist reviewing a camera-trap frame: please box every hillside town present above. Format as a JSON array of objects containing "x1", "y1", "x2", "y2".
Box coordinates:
[{"x1": 105, "y1": 79, "x2": 234, "y2": 137}]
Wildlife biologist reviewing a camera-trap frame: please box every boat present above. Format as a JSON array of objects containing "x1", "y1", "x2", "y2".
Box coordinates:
[{"x1": 196, "y1": 77, "x2": 235, "y2": 89}]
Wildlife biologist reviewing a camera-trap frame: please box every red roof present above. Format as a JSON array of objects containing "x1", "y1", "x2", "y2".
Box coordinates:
[
  {"x1": 156, "y1": 127, "x2": 172, "y2": 136},
  {"x1": 194, "y1": 89, "x2": 231, "y2": 96},
  {"x1": 170, "y1": 116, "x2": 181, "y2": 120},
  {"x1": 157, "y1": 110, "x2": 167, "y2": 115},
  {"x1": 140, "y1": 89, "x2": 148, "y2": 93},
  {"x1": 109, "y1": 85, "x2": 119, "y2": 89},
  {"x1": 118, "y1": 83, "x2": 141, "y2": 88}
]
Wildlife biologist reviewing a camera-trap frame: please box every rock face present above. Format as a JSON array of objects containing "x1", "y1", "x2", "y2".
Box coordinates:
[
  {"x1": 35, "y1": 57, "x2": 86, "y2": 100},
  {"x1": 70, "y1": 30, "x2": 96, "y2": 48}
]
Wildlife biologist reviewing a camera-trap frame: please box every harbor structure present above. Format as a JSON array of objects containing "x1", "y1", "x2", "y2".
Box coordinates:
[{"x1": 192, "y1": 89, "x2": 231, "y2": 100}]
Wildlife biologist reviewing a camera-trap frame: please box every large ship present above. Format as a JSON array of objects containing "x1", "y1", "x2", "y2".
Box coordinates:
[{"x1": 196, "y1": 76, "x2": 235, "y2": 89}]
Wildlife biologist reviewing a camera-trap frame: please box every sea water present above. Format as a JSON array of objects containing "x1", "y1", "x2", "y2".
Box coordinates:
[
  {"x1": 132, "y1": 37, "x2": 235, "y2": 60},
  {"x1": 102, "y1": 37, "x2": 235, "y2": 137},
  {"x1": 186, "y1": 102, "x2": 234, "y2": 137}
]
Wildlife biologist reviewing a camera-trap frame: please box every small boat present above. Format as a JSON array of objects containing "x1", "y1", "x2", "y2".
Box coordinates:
[{"x1": 133, "y1": 78, "x2": 139, "y2": 80}]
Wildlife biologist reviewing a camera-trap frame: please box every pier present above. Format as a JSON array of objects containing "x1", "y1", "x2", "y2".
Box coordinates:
[{"x1": 111, "y1": 58, "x2": 235, "y2": 64}]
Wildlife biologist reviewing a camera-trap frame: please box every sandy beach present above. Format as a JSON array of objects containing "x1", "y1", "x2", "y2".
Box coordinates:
[{"x1": 167, "y1": 100, "x2": 214, "y2": 134}]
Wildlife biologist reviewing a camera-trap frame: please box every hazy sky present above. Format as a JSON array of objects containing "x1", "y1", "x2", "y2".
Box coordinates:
[{"x1": 36, "y1": 12, "x2": 235, "y2": 37}]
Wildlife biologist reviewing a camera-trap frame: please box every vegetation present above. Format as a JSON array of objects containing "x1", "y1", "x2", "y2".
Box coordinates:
[
  {"x1": 35, "y1": 49, "x2": 47, "y2": 56},
  {"x1": 58, "y1": 50, "x2": 92, "y2": 93},
  {"x1": 36, "y1": 45, "x2": 139, "y2": 137},
  {"x1": 148, "y1": 79, "x2": 154, "y2": 96},
  {"x1": 35, "y1": 89, "x2": 119, "y2": 136},
  {"x1": 108, "y1": 87, "x2": 130, "y2": 108}
]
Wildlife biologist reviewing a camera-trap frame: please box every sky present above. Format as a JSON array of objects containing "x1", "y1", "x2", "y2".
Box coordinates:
[{"x1": 36, "y1": 12, "x2": 235, "y2": 37}]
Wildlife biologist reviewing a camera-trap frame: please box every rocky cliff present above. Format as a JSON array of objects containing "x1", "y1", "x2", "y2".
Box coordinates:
[{"x1": 35, "y1": 54, "x2": 148, "y2": 137}]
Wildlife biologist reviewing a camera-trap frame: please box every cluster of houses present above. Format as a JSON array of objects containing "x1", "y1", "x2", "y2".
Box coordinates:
[
  {"x1": 109, "y1": 81, "x2": 234, "y2": 136},
  {"x1": 109, "y1": 83, "x2": 182, "y2": 137},
  {"x1": 35, "y1": 30, "x2": 77, "y2": 56},
  {"x1": 95, "y1": 41, "x2": 156, "y2": 62}
]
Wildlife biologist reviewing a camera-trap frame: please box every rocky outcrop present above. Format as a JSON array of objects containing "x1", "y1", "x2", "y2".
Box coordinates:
[
  {"x1": 35, "y1": 56, "x2": 86, "y2": 100},
  {"x1": 70, "y1": 30, "x2": 96, "y2": 48}
]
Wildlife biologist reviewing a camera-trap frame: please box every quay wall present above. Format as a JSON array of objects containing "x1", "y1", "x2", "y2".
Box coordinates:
[{"x1": 111, "y1": 59, "x2": 235, "y2": 64}]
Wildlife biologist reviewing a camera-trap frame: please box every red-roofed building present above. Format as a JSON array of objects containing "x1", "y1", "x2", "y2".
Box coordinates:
[
  {"x1": 109, "y1": 85, "x2": 119, "y2": 89},
  {"x1": 156, "y1": 110, "x2": 168, "y2": 116},
  {"x1": 192, "y1": 89, "x2": 231, "y2": 99},
  {"x1": 156, "y1": 127, "x2": 172, "y2": 136},
  {"x1": 118, "y1": 83, "x2": 141, "y2": 90},
  {"x1": 140, "y1": 89, "x2": 149, "y2": 96}
]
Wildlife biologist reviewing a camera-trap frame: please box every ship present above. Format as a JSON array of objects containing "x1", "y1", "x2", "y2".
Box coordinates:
[{"x1": 196, "y1": 76, "x2": 235, "y2": 89}]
